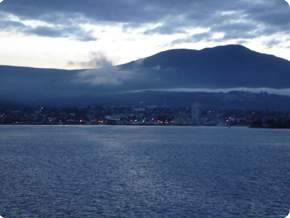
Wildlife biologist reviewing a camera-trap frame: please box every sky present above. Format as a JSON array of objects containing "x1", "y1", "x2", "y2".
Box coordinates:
[{"x1": 0, "y1": 0, "x2": 290, "y2": 69}]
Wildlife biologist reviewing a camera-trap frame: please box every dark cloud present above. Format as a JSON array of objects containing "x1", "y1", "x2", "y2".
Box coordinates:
[
  {"x1": 27, "y1": 26, "x2": 96, "y2": 41},
  {"x1": 143, "y1": 16, "x2": 188, "y2": 35},
  {"x1": 0, "y1": 0, "x2": 289, "y2": 44},
  {"x1": 0, "y1": 0, "x2": 162, "y2": 23},
  {"x1": 28, "y1": 26, "x2": 63, "y2": 38},
  {"x1": 0, "y1": 18, "x2": 96, "y2": 41},
  {"x1": 212, "y1": 22, "x2": 256, "y2": 33},
  {"x1": 0, "y1": 20, "x2": 26, "y2": 30},
  {"x1": 264, "y1": 38, "x2": 282, "y2": 49},
  {"x1": 172, "y1": 32, "x2": 213, "y2": 44}
]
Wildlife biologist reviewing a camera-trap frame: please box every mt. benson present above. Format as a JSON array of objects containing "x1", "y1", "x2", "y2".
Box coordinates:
[{"x1": 1, "y1": 44, "x2": 290, "y2": 110}]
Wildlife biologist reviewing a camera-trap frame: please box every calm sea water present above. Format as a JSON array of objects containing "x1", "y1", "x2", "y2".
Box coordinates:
[{"x1": 0, "y1": 126, "x2": 289, "y2": 218}]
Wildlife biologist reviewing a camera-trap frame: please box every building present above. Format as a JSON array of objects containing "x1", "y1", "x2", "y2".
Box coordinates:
[{"x1": 191, "y1": 102, "x2": 201, "y2": 125}]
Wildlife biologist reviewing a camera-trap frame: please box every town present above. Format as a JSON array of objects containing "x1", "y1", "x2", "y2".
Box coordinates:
[{"x1": 1, "y1": 104, "x2": 290, "y2": 128}]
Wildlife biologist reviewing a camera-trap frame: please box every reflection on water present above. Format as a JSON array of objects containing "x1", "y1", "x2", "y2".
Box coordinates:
[{"x1": 0, "y1": 126, "x2": 289, "y2": 217}]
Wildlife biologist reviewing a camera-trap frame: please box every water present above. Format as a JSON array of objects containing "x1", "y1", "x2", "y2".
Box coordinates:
[{"x1": 0, "y1": 126, "x2": 289, "y2": 217}]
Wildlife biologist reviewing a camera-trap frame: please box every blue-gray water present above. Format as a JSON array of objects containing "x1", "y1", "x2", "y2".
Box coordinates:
[{"x1": 0, "y1": 126, "x2": 289, "y2": 218}]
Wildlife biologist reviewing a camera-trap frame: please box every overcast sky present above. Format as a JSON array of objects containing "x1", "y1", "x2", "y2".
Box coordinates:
[{"x1": 0, "y1": 0, "x2": 290, "y2": 69}]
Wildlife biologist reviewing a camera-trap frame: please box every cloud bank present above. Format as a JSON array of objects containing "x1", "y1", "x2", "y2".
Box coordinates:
[
  {"x1": 0, "y1": 0, "x2": 290, "y2": 46},
  {"x1": 130, "y1": 87, "x2": 290, "y2": 97}
]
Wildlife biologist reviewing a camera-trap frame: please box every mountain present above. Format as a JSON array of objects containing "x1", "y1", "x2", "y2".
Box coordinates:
[
  {"x1": 120, "y1": 45, "x2": 290, "y2": 89},
  {"x1": 1, "y1": 44, "x2": 290, "y2": 109}
]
